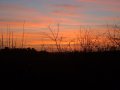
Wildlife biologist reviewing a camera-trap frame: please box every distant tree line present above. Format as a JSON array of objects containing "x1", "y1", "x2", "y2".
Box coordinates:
[{"x1": 0, "y1": 23, "x2": 120, "y2": 52}]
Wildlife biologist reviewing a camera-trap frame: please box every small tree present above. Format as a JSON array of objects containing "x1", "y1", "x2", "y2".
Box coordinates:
[
  {"x1": 44, "y1": 24, "x2": 63, "y2": 52},
  {"x1": 107, "y1": 24, "x2": 120, "y2": 50},
  {"x1": 77, "y1": 26, "x2": 94, "y2": 52}
]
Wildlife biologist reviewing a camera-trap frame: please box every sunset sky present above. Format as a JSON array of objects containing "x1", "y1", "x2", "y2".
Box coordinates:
[{"x1": 0, "y1": 0, "x2": 120, "y2": 49}]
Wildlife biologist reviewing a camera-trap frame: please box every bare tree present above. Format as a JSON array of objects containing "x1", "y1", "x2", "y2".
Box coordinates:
[
  {"x1": 107, "y1": 24, "x2": 120, "y2": 50},
  {"x1": 66, "y1": 39, "x2": 75, "y2": 52},
  {"x1": 76, "y1": 26, "x2": 94, "y2": 52},
  {"x1": 44, "y1": 24, "x2": 63, "y2": 52}
]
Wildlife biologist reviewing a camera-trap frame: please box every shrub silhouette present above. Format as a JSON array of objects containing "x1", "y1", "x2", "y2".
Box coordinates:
[{"x1": 0, "y1": 24, "x2": 120, "y2": 52}]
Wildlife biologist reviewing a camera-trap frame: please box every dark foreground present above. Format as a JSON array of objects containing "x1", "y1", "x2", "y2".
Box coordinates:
[{"x1": 0, "y1": 48, "x2": 120, "y2": 89}]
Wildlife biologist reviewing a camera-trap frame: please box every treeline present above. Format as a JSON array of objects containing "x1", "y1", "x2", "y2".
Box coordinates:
[
  {"x1": 0, "y1": 24, "x2": 120, "y2": 52},
  {"x1": 42, "y1": 24, "x2": 120, "y2": 52}
]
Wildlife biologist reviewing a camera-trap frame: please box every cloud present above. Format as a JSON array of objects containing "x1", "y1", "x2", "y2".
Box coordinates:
[
  {"x1": 51, "y1": 4, "x2": 80, "y2": 11},
  {"x1": 0, "y1": 3, "x2": 83, "y2": 29},
  {"x1": 51, "y1": 10, "x2": 78, "y2": 17},
  {"x1": 77, "y1": 0, "x2": 97, "y2": 3},
  {"x1": 0, "y1": 3, "x2": 54, "y2": 28},
  {"x1": 76, "y1": 0, "x2": 120, "y2": 16},
  {"x1": 0, "y1": 3, "x2": 39, "y2": 21},
  {"x1": 77, "y1": 0, "x2": 120, "y2": 5}
]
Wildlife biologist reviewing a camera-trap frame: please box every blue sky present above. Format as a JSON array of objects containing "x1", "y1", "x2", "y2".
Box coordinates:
[{"x1": 0, "y1": 0, "x2": 120, "y2": 25}]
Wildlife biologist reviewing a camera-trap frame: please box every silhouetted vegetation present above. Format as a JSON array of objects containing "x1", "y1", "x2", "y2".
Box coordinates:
[
  {"x1": 0, "y1": 24, "x2": 120, "y2": 89},
  {"x1": 0, "y1": 47, "x2": 120, "y2": 89},
  {"x1": 0, "y1": 24, "x2": 120, "y2": 52}
]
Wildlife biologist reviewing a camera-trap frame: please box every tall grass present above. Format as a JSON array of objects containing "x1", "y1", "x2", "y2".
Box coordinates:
[
  {"x1": 21, "y1": 21, "x2": 25, "y2": 48},
  {"x1": 1, "y1": 33, "x2": 4, "y2": 49}
]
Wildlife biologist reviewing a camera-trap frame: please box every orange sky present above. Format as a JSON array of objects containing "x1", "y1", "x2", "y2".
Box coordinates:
[{"x1": 0, "y1": 0, "x2": 120, "y2": 50}]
